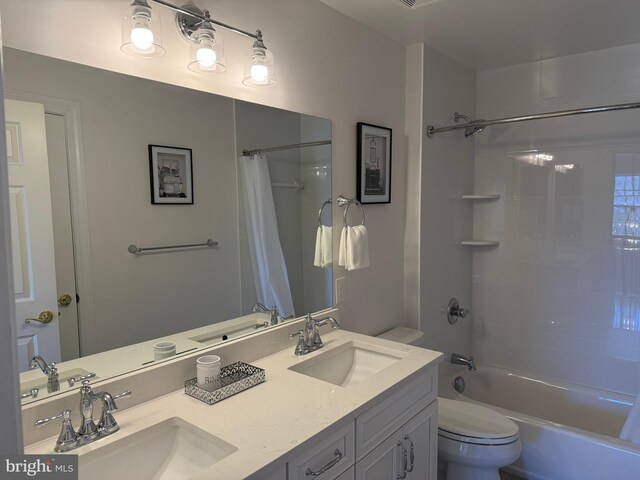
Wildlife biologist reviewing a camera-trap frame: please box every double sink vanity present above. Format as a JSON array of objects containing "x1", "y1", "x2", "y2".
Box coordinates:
[{"x1": 23, "y1": 317, "x2": 442, "y2": 480}]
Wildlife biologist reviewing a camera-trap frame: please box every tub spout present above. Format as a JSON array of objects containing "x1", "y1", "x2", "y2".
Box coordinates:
[{"x1": 451, "y1": 352, "x2": 476, "y2": 371}]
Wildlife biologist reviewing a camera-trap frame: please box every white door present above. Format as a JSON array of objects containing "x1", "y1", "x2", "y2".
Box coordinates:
[{"x1": 7, "y1": 99, "x2": 61, "y2": 370}]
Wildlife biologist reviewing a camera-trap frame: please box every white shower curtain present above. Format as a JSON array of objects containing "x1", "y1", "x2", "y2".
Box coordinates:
[{"x1": 239, "y1": 154, "x2": 295, "y2": 318}]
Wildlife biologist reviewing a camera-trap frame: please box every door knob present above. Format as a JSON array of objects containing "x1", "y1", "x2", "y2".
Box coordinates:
[
  {"x1": 58, "y1": 294, "x2": 73, "y2": 306},
  {"x1": 25, "y1": 311, "x2": 54, "y2": 325}
]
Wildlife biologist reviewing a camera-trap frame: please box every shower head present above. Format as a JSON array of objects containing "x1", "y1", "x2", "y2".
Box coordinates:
[
  {"x1": 464, "y1": 124, "x2": 485, "y2": 137},
  {"x1": 453, "y1": 112, "x2": 485, "y2": 138}
]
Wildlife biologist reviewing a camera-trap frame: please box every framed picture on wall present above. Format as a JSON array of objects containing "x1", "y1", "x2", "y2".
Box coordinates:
[
  {"x1": 149, "y1": 145, "x2": 193, "y2": 205},
  {"x1": 357, "y1": 122, "x2": 392, "y2": 204}
]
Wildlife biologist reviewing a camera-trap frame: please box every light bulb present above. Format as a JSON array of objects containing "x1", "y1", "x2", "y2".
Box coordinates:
[
  {"x1": 250, "y1": 64, "x2": 269, "y2": 83},
  {"x1": 196, "y1": 46, "x2": 216, "y2": 68},
  {"x1": 131, "y1": 25, "x2": 154, "y2": 50}
]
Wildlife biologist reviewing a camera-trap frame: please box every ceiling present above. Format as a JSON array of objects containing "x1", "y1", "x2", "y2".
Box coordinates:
[{"x1": 318, "y1": 0, "x2": 640, "y2": 71}]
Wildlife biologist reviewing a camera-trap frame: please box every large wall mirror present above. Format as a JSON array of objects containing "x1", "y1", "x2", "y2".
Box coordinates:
[{"x1": 4, "y1": 47, "x2": 333, "y2": 404}]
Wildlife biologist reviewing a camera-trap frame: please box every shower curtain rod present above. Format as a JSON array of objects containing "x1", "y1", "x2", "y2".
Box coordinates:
[
  {"x1": 242, "y1": 140, "x2": 331, "y2": 157},
  {"x1": 425, "y1": 101, "x2": 640, "y2": 137}
]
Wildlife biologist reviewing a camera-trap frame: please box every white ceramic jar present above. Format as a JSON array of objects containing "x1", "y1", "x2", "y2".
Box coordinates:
[
  {"x1": 153, "y1": 341, "x2": 176, "y2": 361},
  {"x1": 197, "y1": 355, "x2": 221, "y2": 391}
]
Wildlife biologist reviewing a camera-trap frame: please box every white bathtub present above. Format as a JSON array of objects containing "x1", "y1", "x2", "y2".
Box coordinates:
[{"x1": 442, "y1": 365, "x2": 640, "y2": 479}]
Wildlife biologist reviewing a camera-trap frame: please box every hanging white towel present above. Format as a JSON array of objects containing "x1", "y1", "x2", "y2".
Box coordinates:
[
  {"x1": 338, "y1": 225, "x2": 370, "y2": 271},
  {"x1": 620, "y1": 391, "x2": 640, "y2": 444},
  {"x1": 314, "y1": 225, "x2": 332, "y2": 268}
]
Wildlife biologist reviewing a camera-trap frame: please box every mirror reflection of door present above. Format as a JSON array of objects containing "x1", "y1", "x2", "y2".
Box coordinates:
[{"x1": 7, "y1": 98, "x2": 80, "y2": 370}]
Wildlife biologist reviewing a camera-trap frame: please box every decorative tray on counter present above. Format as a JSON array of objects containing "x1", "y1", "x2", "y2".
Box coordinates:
[{"x1": 184, "y1": 361, "x2": 265, "y2": 405}]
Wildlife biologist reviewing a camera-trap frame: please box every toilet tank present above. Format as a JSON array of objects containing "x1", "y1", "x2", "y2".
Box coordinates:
[{"x1": 377, "y1": 327, "x2": 423, "y2": 346}]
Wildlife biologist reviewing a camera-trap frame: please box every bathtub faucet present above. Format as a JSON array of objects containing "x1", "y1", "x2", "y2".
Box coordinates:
[{"x1": 451, "y1": 353, "x2": 476, "y2": 371}]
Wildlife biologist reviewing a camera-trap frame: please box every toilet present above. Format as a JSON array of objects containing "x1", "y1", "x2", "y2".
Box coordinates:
[{"x1": 377, "y1": 328, "x2": 522, "y2": 480}]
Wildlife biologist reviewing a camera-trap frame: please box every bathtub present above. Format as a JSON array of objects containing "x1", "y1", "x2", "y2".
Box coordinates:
[{"x1": 442, "y1": 365, "x2": 640, "y2": 479}]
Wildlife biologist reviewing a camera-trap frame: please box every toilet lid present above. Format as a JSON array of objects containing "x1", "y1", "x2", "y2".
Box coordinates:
[{"x1": 438, "y1": 398, "x2": 519, "y2": 441}]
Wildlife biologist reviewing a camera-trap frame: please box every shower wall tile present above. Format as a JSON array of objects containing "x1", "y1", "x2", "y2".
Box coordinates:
[
  {"x1": 473, "y1": 42, "x2": 640, "y2": 396},
  {"x1": 421, "y1": 45, "x2": 475, "y2": 364}
]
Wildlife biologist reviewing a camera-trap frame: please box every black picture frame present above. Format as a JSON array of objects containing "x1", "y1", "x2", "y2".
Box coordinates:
[
  {"x1": 149, "y1": 144, "x2": 194, "y2": 205},
  {"x1": 356, "y1": 122, "x2": 392, "y2": 204}
]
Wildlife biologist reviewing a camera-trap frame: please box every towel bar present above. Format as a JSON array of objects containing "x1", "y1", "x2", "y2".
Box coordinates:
[{"x1": 128, "y1": 239, "x2": 218, "y2": 254}]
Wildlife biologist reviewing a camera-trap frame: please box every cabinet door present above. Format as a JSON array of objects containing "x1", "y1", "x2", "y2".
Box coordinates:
[
  {"x1": 335, "y1": 467, "x2": 355, "y2": 480},
  {"x1": 355, "y1": 429, "x2": 404, "y2": 480},
  {"x1": 402, "y1": 400, "x2": 437, "y2": 480}
]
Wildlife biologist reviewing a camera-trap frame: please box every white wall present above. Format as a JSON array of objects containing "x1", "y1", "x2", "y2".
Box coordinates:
[
  {"x1": 300, "y1": 116, "x2": 332, "y2": 313},
  {"x1": 0, "y1": 0, "x2": 407, "y2": 337},
  {"x1": 419, "y1": 46, "x2": 475, "y2": 373},
  {"x1": 473, "y1": 42, "x2": 640, "y2": 395},
  {"x1": 3, "y1": 48, "x2": 242, "y2": 354}
]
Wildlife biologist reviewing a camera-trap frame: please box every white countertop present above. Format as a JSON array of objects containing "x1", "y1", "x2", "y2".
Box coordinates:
[{"x1": 26, "y1": 330, "x2": 442, "y2": 479}]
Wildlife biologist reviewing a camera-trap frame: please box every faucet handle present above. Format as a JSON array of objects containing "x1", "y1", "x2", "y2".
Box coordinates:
[
  {"x1": 67, "y1": 372, "x2": 96, "y2": 387},
  {"x1": 35, "y1": 409, "x2": 78, "y2": 453},
  {"x1": 35, "y1": 409, "x2": 70, "y2": 428},
  {"x1": 289, "y1": 330, "x2": 308, "y2": 356},
  {"x1": 114, "y1": 390, "x2": 132, "y2": 402}
]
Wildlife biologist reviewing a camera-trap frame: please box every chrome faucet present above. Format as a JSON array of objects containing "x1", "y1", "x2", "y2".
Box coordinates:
[
  {"x1": 252, "y1": 303, "x2": 280, "y2": 325},
  {"x1": 451, "y1": 353, "x2": 476, "y2": 371},
  {"x1": 34, "y1": 380, "x2": 132, "y2": 452},
  {"x1": 29, "y1": 355, "x2": 59, "y2": 392},
  {"x1": 252, "y1": 302, "x2": 294, "y2": 325},
  {"x1": 289, "y1": 314, "x2": 340, "y2": 355}
]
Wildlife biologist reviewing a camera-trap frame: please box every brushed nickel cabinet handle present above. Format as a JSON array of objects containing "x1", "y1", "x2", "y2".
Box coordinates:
[{"x1": 305, "y1": 448, "x2": 344, "y2": 476}]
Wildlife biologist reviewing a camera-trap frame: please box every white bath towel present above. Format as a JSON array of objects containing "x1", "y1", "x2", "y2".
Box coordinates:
[
  {"x1": 314, "y1": 225, "x2": 332, "y2": 268},
  {"x1": 338, "y1": 225, "x2": 370, "y2": 271},
  {"x1": 620, "y1": 391, "x2": 640, "y2": 444}
]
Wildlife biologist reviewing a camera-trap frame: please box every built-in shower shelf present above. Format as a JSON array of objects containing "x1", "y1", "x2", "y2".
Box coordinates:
[
  {"x1": 462, "y1": 194, "x2": 501, "y2": 200},
  {"x1": 461, "y1": 240, "x2": 500, "y2": 246}
]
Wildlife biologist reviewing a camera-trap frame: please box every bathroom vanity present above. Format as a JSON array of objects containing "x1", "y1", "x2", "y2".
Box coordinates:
[{"x1": 23, "y1": 328, "x2": 442, "y2": 480}]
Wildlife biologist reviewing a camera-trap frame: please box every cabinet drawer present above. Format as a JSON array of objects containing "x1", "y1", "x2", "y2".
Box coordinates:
[
  {"x1": 356, "y1": 367, "x2": 436, "y2": 460},
  {"x1": 288, "y1": 422, "x2": 355, "y2": 480}
]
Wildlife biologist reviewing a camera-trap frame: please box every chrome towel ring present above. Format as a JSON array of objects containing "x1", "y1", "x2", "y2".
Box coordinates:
[
  {"x1": 337, "y1": 195, "x2": 365, "y2": 227},
  {"x1": 317, "y1": 199, "x2": 332, "y2": 227}
]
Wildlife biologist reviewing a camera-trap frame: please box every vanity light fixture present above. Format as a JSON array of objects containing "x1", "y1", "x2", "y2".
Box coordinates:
[
  {"x1": 121, "y1": 0, "x2": 166, "y2": 58},
  {"x1": 242, "y1": 31, "x2": 276, "y2": 87},
  {"x1": 120, "y1": 0, "x2": 276, "y2": 86},
  {"x1": 185, "y1": 8, "x2": 226, "y2": 73}
]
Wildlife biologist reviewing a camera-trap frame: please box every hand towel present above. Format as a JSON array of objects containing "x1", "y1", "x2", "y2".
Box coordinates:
[
  {"x1": 620, "y1": 390, "x2": 640, "y2": 444},
  {"x1": 314, "y1": 225, "x2": 332, "y2": 268},
  {"x1": 338, "y1": 225, "x2": 370, "y2": 271}
]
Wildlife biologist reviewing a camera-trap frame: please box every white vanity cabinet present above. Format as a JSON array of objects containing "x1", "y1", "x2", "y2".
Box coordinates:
[
  {"x1": 355, "y1": 368, "x2": 437, "y2": 480},
  {"x1": 355, "y1": 402, "x2": 437, "y2": 480},
  {"x1": 284, "y1": 366, "x2": 438, "y2": 480}
]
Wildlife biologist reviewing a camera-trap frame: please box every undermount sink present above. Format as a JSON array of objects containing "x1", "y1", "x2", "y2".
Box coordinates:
[
  {"x1": 289, "y1": 341, "x2": 408, "y2": 388},
  {"x1": 79, "y1": 417, "x2": 237, "y2": 480}
]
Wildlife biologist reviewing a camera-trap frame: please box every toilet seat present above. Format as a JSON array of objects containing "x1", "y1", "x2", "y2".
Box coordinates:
[{"x1": 438, "y1": 398, "x2": 519, "y2": 446}]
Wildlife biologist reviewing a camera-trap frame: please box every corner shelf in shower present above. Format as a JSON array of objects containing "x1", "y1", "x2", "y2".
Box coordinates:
[
  {"x1": 460, "y1": 240, "x2": 500, "y2": 247},
  {"x1": 462, "y1": 194, "x2": 501, "y2": 200}
]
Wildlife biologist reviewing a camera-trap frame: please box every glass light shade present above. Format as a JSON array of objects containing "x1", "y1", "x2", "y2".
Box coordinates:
[
  {"x1": 121, "y1": 2, "x2": 165, "y2": 58},
  {"x1": 243, "y1": 47, "x2": 276, "y2": 87},
  {"x1": 188, "y1": 27, "x2": 226, "y2": 74}
]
